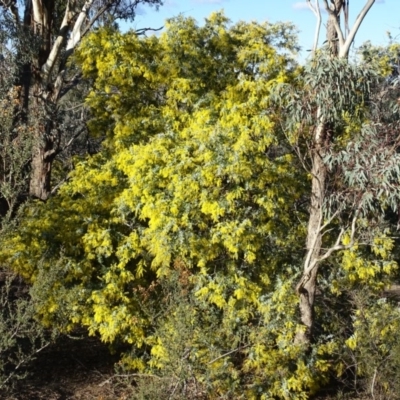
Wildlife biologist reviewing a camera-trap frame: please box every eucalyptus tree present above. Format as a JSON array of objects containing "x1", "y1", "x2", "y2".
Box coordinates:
[
  {"x1": 289, "y1": 0, "x2": 400, "y2": 345},
  {"x1": 0, "y1": 0, "x2": 163, "y2": 201}
]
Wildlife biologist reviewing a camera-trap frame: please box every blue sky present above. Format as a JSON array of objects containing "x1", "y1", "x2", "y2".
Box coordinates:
[{"x1": 129, "y1": 0, "x2": 400, "y2": 60}]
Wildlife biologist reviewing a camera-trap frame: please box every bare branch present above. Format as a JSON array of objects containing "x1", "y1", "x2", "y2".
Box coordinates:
[
  {"x1": 62, "y1": 102, "x2": 86, "y2": 112},
  {"x1": 50, "y1": 176, "x2": 69, "y2": 195},
  {"x1": 80, "y1": 3, "x2": 112, "y2": 40},
  {"x1": 32, "y1": 0, "x2": 49, "y2": 29},
  {"x1": 1, "y1": 341, "x2": 51, "y2": 387},
  {"x1": 320, "y1": 209, "x2": 340, "y2": 232},
  {"x1": 42, "y1": 1, "x2": 72, "y2": 83},
  {"x1": 340, "y1": 0, "x2": 375, "y2": 58},
  {"x1": 298, "y1": 208, "x2": 360, "y2": 294},
  {"x1": 99, "y1": 373, "x2": 166, "y2": 387},
  {"x1": 343, "y1": 0, "x2": 350, "y2": 37},
  {"x1": 66, "y1": 0, "x2": 96, "y2": 53},
  {"x1": 58, "y1": 72, "x2": 83, "y2": 99},
  {"x1": 307, "y1": 0, "x2": 322, "y2": 54},
  {"x1": 317, "y1": 228, "x2": 345, "y2": 263},
  {"x1": 80, "y1": 2, "x2": 164, "y2": 40},
  {"x1": 57, "y1": 126, "x2": 87, "y2": 156},
  {"x1": 208, "y1": 344, "x2": 251, "y2": 365},
  {"x1": 135, "y1": 26, "x2": 164, "y2": 36},
  {"x1": 317, "y1": 209, "x2": 360, "y2": 264}
]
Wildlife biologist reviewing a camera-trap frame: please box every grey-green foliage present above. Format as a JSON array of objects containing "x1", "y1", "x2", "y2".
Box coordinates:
[
  {"x1": 301, "y1": 54, "x2": 376, "y2": 124},
  {"x1": 324, "y1": 120, "x2": 400, "y2": 216},
  {"x1": 0, "y1": 274, "x2": 51, "y2": 391},
  {"x1": 274, "y1": 50, "x2": 400, "y2": 228},
  {"x1": 273, "y1": 52, "x2": 377, "y2": 132},
  {"x1": 0, "y1": 63, "x2": 46, "y2": 393}
]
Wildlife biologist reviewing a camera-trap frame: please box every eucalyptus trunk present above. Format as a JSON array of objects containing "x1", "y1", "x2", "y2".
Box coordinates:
[
  {"x1": 26, "y1": 0, "x2": 55, "y2": 200},
  {"x1": 295, "y1": 0, "x2": 375, "y2": 344},
  {"x1": 295, "y1": 2, "x2": 342, "y2": 342},
  {"x1": 296, "y1": 122, "x2": 328, "y2": 343}
]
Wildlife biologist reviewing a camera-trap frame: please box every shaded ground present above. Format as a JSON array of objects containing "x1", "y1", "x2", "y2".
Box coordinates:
[{"x1": 3, "y1": 334, "x2": 131, "y2": 400}]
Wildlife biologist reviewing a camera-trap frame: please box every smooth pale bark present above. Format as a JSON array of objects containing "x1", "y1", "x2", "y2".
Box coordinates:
[
  {"x1": 295, "y1": 119, "x2": 327, "y2": 343},
  {"x1": 295, "y1": 0, "x2": 375, "y2": 344},
  {"x1": 306, "y1": 0, "x2": 321, "y2": 54}
]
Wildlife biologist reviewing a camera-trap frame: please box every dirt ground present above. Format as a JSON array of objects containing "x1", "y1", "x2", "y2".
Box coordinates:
[{"x1": 2, "y1": 334, "x2": 132, "y2": 400}]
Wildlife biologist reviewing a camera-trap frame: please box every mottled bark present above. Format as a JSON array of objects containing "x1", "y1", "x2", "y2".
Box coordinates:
[
  {"x1": 30, "y1": 145, "x2": 51, "y2": 200},
  {"x1": 27, "y1": 0, "x2": 55, "y2": 200},
  {"x1": 327, "y1": 0, "x2": 343, "y2": 56}
]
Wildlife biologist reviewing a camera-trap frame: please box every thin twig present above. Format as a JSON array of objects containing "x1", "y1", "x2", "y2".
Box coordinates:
[
  {"x1": 307, "y1": 0, "x2": 322, "y2": 54},
  {"x1": 136, "y1": 26, "x2": 163, "y2": 36},
  {"x1": 208, "y1": 344, "x2": 251, "y2": 365},
  {"x1": 371, "y1": 367, "x2": 377, "y2": 400}
]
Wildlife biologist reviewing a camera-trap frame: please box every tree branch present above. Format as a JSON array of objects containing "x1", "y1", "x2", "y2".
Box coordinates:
[
  {"x1": 135, "y1": 26, "x2": 164, "y2": 36},
  {"x1": 80, "y1": 3, "x2": 112, "y2": 40},
  {"x1": 42, "y1": 1, "x2": 72, "y2": 83},
  {"x1": 56, "y1": 126, "x2": 87, "y2": 156},
  {"x1": 99, "y1": 373, "x2": 166, "y2": 387},
  {"x1": 66, "y1": 0, "x2": 96, "y2": 53},
  {"x1": 208, "y1": 344, "x2": 251, "y2": 365},
  {"x1": 316, "y1": 209, "x2": 359, "y2": 265},
  {"x1": 32, "y1": 0, "x2": 49, "y2": 30},
  {"x1": 307, "y1": 0, "x2": 322, "y2": 54},
  {"x1": 340, "y1": 0, "x2": 375, "y2": 58},
  {"x1": 298, "y1": 207, "x2": 360, "y2": 294}
]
